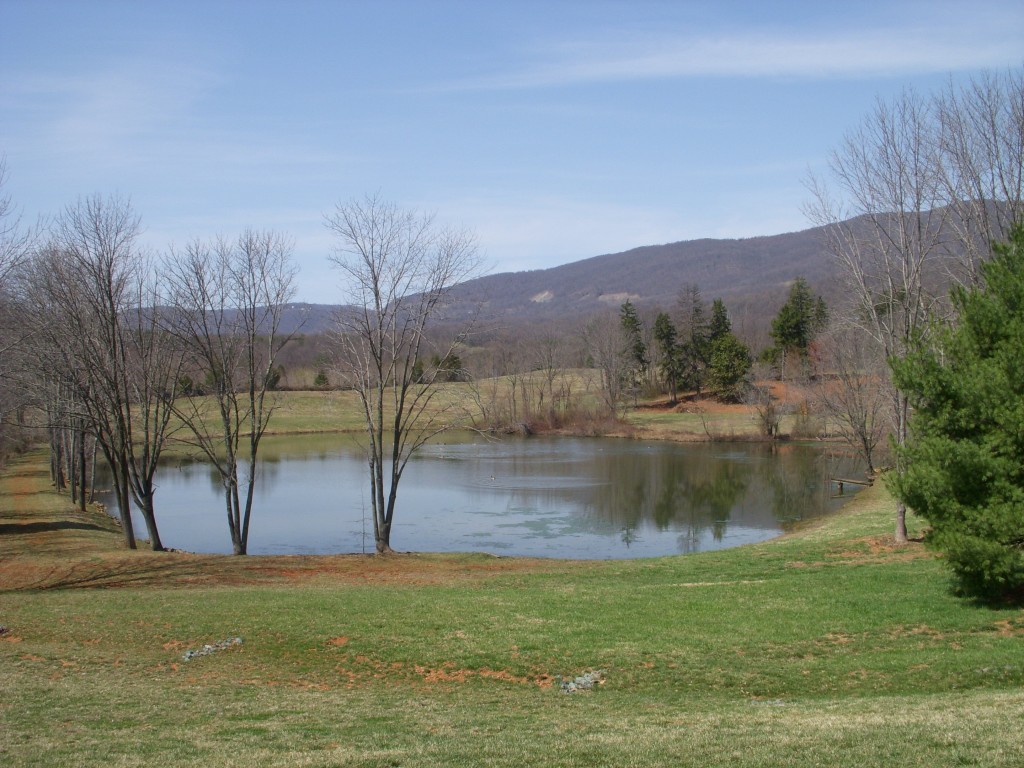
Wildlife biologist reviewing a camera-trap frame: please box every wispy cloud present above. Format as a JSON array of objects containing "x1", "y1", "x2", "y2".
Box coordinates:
[
  {"x1": 6, "y1": 64, "x2": 220, "y2": 150},
  {"x1": 438, "y1": 16, "x2": 1024, "y2": 91}
]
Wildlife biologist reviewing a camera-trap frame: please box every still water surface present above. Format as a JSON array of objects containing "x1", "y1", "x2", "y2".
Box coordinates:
[{"x1": 101, "y1": 434, "x2": 863, "y2": 558}]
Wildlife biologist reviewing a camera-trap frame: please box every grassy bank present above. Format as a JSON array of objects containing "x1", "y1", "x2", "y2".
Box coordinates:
[{"x1": 1, "y1": 448, "x2": 1022, "y2": 767}]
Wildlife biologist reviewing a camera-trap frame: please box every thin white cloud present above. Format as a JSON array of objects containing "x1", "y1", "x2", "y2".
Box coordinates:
[
  {"x1": 21, "y1": 66, "x2": 216, "y2": 140},
  {"x1": 438, "y1": 17, "x2": 1024, "y2": 91}
]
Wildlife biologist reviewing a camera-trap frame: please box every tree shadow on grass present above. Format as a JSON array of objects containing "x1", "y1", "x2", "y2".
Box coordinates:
[
  {"x1": 0, "y1": 551, "x2": 301, "y2": 592},
  {"x1": 0, "y1": 521, "x2": 114, "y2": 536}
]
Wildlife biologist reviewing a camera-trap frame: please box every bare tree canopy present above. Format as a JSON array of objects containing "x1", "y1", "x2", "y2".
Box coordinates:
[
  {"x1": 806, "y1": 68, "x2": 1024, "y2": 542},
  {"x1": 165, "y1": 229, "x2": 297, "y2": 555},
  {"x1": 581, "y1": 311, "x2": 627, "y2": 415},
  {"x1": 20, "y1": 195, "x2": 182, "y2": 550},
  {"x1": 0, "y1": 160, "x2": 36, "y2": 464},
  {"x1": 937, "y1": 69, "x2": 1024, "y2": 283},
  {"x1": 815, "y1": 326, "x2": 889, "y2": 475},
  {"x1": 325, "y1": 193, "x2": 480, "y2": 554},
  {"x1": 0, "y1": 160, "x2": 33, "y2": 288}
]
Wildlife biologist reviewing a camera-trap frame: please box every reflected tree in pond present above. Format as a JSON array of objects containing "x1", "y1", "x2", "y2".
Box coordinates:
[
  {"x1": 680, "y1": 457, "x2": 750, "y2": 542},
  {"x1": 757, "y1": 444, "x2": 831, "y2": 527}
]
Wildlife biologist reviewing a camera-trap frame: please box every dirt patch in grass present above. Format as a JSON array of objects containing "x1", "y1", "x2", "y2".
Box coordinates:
[
  {"x1": 414, "y1": 663, "x2": 555, "y2": 688},
  {"x1": 319, "y1": 652, "x2": 557, "y2": 690},
  {"x1": 825, "y1": 536, "x2": 931, "y2": 564},
  {"x1": 991, "y1": 619, "x2": 1024, "y2": 636}
]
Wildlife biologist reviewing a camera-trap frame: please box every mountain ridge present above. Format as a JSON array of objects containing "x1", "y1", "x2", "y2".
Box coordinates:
[{"x1": 280, "y1": 221, "x2": 844, "y2": 339}]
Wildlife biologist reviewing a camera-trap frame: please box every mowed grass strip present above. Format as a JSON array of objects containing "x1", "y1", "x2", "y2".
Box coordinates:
[{"x1": 1, "y1": 449, "x2": 1023, "y2": 767}]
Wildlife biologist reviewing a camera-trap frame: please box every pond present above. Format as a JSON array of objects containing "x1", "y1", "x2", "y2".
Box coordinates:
[{"x1": 98, "y1": 434, "x2": 865, "y2": 559}]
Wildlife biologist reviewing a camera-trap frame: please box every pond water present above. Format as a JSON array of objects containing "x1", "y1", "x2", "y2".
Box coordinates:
[{"x1": 99, "y1": 434, "x2": 865, "y2": 559}]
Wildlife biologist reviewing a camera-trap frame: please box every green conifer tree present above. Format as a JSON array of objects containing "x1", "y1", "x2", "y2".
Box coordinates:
[{"x1": 891, "y1": 225, "x2": 1024, "y2": 603}]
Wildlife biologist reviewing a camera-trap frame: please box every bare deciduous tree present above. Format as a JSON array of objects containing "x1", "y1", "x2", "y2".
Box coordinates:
[
  {"x1": 0, "y1": 159, "x2": 32, "y2": 291},
  {"x1": 0, "y1": 159, "x2": 35, "y2": 464},
  {"x1": 165, "y1": 230, "x2": 297, "y2": 556},
  {"x1": 806, "y1": 89, "x2": 952, "y2": 543},
  {"x1": 806, "y1": 69, "x2": 1024, "y2": 542},
  {"x1": 815, "y1": 325, "x2": 889, "y2": 475},
  {"x1": 581, "y1": 311, "x2": 627, "y2": 415},
  {"x1": 324, "y1": 193, "x2": 480, "y2": 554},
  {"x1": 22, "y1": 196, "x2": 182, "y2": 550},
  {"x1": 532, "y1": 333, "x2": 574, "y2": 425},
  {"x1": 937, "y1": 68, "x2": 1024, "y2": 284}
]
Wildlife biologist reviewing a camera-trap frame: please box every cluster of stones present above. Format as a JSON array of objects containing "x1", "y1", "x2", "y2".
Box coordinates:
[
  {"x1": 182, "y1": 636, "x2": 242, "y2": 661},
  {"x1": 557, "y1": 669, "x2": 605, "y2": 693}
]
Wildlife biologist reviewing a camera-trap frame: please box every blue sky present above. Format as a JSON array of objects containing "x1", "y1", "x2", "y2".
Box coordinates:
[{"x1": 2, "y1": 0, "x2": 1022, "y2": 303}]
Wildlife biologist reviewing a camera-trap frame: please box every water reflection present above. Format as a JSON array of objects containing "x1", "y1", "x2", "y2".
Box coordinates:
[{"x1": 96, "y1": 434, "x2": 863, "y2": 559}]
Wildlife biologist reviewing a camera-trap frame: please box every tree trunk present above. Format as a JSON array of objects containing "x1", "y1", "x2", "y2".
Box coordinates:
[
  {"x1": 894, "y1": 392, "x2": 910, "y2": 544},
  {"x1": 374, "y1": 495, "x2": 394, "y2": 554},
  {"x1": 117, "y1": 465, "x2": 137, "y2": 550},
  {"x1": 239, "y1": 471, "x2": 257, "y2": 556},
  {"x1": 137, "y1": 494, "x2": 164, "y2": 552},
  {"x1": 375, "y1": 501, "x2": 394, "y2": 553},
  {"x1": 69, "y1": 429, "x2": 79, "y2": 506},
  {"x1": 89, "y1": 439, "x2": 98, "y2": 503},
  {"x1": 78, "y1": 429, "x2": 87, "y2": 512},
  {"x1": 375, "y1": 532, "x2": 393, "y2": 554},
  {"x1": 52, "y1": 428, "x2": 65, "y2": 491},
  {"x1": 226, "y1": 484, "x2": 246, "y2": 555},
  {"x1": 895, "y1": 500, "x2": 909, "y2": 544}
]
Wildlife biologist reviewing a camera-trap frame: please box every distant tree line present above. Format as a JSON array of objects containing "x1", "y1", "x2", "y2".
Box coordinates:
[{"x1": 1, "y1": 189, "x2": 297, "y2": 555}]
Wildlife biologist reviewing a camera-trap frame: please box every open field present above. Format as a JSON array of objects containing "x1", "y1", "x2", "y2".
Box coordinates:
[
  {"x1": 2, "y1": 439, "x2": 1023, "y2": 766},
  {"x1": 255, "y1": 383, "x2": 778, "y2": 442}
]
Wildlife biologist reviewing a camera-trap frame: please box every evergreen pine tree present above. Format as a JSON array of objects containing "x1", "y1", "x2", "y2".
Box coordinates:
[
  {"x1": 890, "y1": 225, "x2": 1024, "y2": 603},
  {"x1": 769, "y1": 277, "x2": 827, "y2": 379},
  {"x1": 653, "y1": 312, "x2": 683, "y2": 404}
]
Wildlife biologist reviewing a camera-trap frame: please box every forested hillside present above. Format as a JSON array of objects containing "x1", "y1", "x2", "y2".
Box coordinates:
[{"x1": 277, "y1": 221, "x2": 846, "y2": 348}]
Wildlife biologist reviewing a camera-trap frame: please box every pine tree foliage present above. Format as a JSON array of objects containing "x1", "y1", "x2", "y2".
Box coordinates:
[
  {"x1": 891, "y1": 224, "x2": 1024, "y2": 603},
  {"x1": 619, "y1": 300, "x2": 648, "y2": 402},
  {"x1": 653, "y1": 311, "x2": 683, "y2": 404},
  {"x1": 675, "y1": 284, "x2": 711, "y2": 393},
  {"x1": 770, "y1": 277, "x2": 828, "y2": 375},
  {"x1": 707, "y1": 332, "x2": 752, "y2": 402},
  {"x1": 703, "y1": 300, "x2": 751, "y2": 402},
  {"x1": 619, "y1": 300, "x2": 648, "y2": 374},
  {"x1": 708, "y1": 298, "x2": 731, "y2": 343}
]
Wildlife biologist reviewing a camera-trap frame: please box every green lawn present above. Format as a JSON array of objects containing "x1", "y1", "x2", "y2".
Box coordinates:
[{"x1": 1, "y1": 447, "x2": 1022, "y2": 767}]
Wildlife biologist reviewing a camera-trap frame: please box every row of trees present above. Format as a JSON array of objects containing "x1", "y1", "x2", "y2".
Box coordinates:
[
  {"x1": 2, "y1": 191, "x2": 297, "y2": 555},
  {"x1": 0, "y1": 177, "x2": 483, "y2": 557},
  {"x1": 581, "y1": 291, "x2": 754, "y2": 412},
  {"x1": 588, "y1": 277, "x2": 830, "y2": 414}
]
